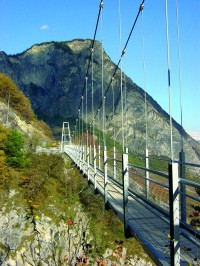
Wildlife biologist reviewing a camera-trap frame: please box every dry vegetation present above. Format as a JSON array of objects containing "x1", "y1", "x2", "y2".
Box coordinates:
[{"x1": 0, "y1": 73, "x2": 35, "y2": 122}]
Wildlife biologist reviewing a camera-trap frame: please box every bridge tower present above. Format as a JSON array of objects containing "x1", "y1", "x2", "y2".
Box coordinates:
[{"x1": 60, "y1": 122, "x2": 72, "y2": 151}]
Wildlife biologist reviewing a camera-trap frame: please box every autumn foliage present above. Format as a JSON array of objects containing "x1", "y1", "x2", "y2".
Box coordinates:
[
  {"x1": 0, "y1": 73, "x2": 35, "y2": 122},
  {"x1": 0, "y1": 124, "x2": 9, "y2": 183}
]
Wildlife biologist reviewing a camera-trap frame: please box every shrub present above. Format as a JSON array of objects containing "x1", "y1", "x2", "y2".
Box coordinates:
[
  {"x1": 33, "y1": 120, "x2": 53, "y2": 139},
  {"x1": 5, "y1": 129, "x2": 28, "y2": 168},
  {"x1": 0, "y1": 123, "x2": 9, "y2": 150},
  {"x1": 0, "y1": 150, "x2": 8, "y2": 184}
]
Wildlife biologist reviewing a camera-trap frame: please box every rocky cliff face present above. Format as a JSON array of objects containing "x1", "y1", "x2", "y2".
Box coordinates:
[
  {"x1": 0, "y1": 200, "x2": 93, "y2": 266},
  {"x1": 0, "y1": 39, "x2": 199, "y2": 164},
  {"x1": 0, "y1": 100, "x2": 50, "y2": 148}
]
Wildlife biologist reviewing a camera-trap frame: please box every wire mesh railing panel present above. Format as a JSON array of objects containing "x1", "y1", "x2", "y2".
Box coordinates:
[
  {"x1": 128, "y1": 164, "x2": 170, "y2": 212},
  {"x1": 179, "y1": 179, "x2": 200, "y2": 230},
  {"x1": 185, "y1": 191, "x2": 200, "y2": 229},
  {"x1": 128, "y1": 167, "x2": 146, "y2": 196},
  {"x1": 96, "y1": 170, "x2": 104, "y2": 194},
  {"x1": 178, "y1": 161, "x2": 200, "y2": 229},
  {"x1": 107, "y1": 157, "x2": 123, "y2": 184},
  {"x1": 96, "y1": 153, "x2": 104, "y2": 172},
  {"x1": 178, "y1": 162, "x2": 200, "y2": 265}
]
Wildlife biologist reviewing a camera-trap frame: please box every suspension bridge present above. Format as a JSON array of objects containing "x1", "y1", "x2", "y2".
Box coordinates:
[{"x1": 60, "y1": 1, "x2": 200, "y2": 265}]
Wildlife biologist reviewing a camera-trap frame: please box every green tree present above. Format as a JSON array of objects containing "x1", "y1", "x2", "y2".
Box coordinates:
[{"x1": 5, "y1": 129, "x2": 27, "y2": 168}]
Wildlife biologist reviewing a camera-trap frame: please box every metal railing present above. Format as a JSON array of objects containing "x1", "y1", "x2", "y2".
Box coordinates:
[{"x1": 64, "y1": 144, "x2": 200, "y2": 266}]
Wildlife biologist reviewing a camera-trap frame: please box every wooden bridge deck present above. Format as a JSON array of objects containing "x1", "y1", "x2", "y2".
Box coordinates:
[{"x1": 64, "y1": 147, "x2": 200, "y2": 266}]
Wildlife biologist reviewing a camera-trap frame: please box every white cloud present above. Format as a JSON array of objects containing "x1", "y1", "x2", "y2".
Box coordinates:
[{"x1": 40, "y1": 24, "x2": 49, "y2": 31}]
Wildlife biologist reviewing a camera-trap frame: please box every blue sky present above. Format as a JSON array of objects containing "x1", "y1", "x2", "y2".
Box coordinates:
[{"x1": 0, "y1": 0, "x2": 199, "y2": 138}]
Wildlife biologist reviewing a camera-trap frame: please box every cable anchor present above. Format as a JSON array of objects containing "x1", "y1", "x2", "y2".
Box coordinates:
[
  {"x1": 100, "y1": 0, "x2": 104, "y2": 9},
  {"x1": 122, "y1": 49, "x2": 126, "y2": 56},
  {"x1": 140, "y1": 3, "x2": 144, "y2": 11}
]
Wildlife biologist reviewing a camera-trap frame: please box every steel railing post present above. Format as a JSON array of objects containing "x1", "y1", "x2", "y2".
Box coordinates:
[
  {"x1": 79, "y1": 145, "x2": 81, "y2": 170},
  {"x1": 76, "y1": 145, "x2": 78, "y2": 165},
  {"x1": 169, "y1": 162, "x2": 180, "y2": 266},
  {"x1": 122, "y1": 149, "x2": 129, "y2": 238},
  {"x1": 113, "y1": 146, "x2": 116, "y2": 179},
  {"x1": 98, "y1": 145, "x2": 101, "y2": 170},
  {"x1": 87, "y1": 146, "x2": 90, "y2": 181},
  {"x1": 74, "y1": 145, "x2": 77, "y2": 165},
  {"x1": 104, "y1": 146, "x2": 108, "y2": 208},
  {"x1": 145, "y1": 148, "x2": 150, "y2": 199},
  {"x1": 90, "y1": 144, "x2": 92, "y2": 164},
  {"x1": 82, "y1": 145, "x2": 85, "y2": 174},
  {"x1": 94, "y1": 145, "x2": 97, "y2": 192},
  {"x1": 179, "y1": 150, "x2": 186, "y2": 223},
  {"x1": 84, "y1": 145, "x2": 87, "y2": 176},
  {"x1": 60, "y1": 122, "x2": 65, "y2": 152}
]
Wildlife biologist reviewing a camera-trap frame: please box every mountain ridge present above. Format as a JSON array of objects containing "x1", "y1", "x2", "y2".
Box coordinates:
[{"x1": 0, "y1": 39, "x2": 199, "y2": 164}]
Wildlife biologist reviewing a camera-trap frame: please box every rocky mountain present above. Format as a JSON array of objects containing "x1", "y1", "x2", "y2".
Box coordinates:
[{"x1": 0, "y1": 39, "x2": 199, "y2": 164}]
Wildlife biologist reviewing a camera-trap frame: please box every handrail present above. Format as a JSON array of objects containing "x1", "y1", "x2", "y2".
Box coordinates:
[
  {"x1": 174, "y1": 160, "x2": 200, "y2": 167},
  {"x1": 108, "y1": 175, "x2": 122, "y2": 187},
  {"x1": 179, "y1": 191, "x2": 200, "y2": 203},
  {"x1": 179, "y1": 178, "x2": 200, "y2": 189},
  {"x1": 96, "y1": 167, "x2": 104, "y2": 175},
  {"x1": 107, "y1": 156, "x2": 122, "y2": 163},
  {"x1": 146, "y1": 156, "x2": 171, "y2": 162},
  {"x1": 96, "y1": 154, "x2": 103, "y2": 158},
  {"x1": 180, "y1": 230, "x2": 200, "y2": 245}
]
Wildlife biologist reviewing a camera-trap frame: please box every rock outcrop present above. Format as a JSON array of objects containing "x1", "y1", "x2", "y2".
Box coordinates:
[
  {"x1": 0, "y1": 202, "x2": 91, "y2": 265},
  {"x1": 0, "y1": 101, "x2": 50, "y2": 148},
  {"x1": 0, "y1": 194, "x2": 152, "y2": 266}
]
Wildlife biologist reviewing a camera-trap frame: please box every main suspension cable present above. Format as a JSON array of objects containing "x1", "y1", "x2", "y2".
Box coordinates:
[
  {"x1": 91, "y1": 0, "x2": 145, "y2": 128},
  {"x1": 75, "y1": 0, "x2": 104, "y2": 132}
]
